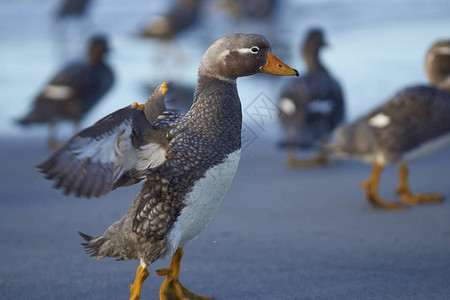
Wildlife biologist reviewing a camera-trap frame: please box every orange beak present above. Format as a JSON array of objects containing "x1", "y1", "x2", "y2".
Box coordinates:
[{"x1": 261, "y1": 52, "x2": 299, "y2": 76}]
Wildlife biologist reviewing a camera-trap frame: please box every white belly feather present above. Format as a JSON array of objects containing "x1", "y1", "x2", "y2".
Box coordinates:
[{"x1": 167, "y1": 149, "x2": 241, "y2": 253}]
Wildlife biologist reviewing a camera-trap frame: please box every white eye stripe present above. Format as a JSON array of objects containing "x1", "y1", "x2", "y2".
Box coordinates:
[
  {"x1": 236, "y1": 48, "x2": 253, "y2": 54},
  {"x1": 220, "y1": 47, "x2": 260, "y2": 58},
  {"x1": 237, "y1": 47, "x2": 259, "y2": 54}
]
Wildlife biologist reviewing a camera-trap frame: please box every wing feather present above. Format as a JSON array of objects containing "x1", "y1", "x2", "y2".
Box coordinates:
[{"x1": 38, "y1": 106, "x2": 168, "y2": 198}]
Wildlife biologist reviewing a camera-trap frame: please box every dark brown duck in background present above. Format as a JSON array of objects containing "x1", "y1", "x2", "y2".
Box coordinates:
[
  {"x1": 56, "y1": 0, "x2": 92, "y2": 19},
  {"x1": 330, "y1": 39, "x2": 450, "y2": 210},
  {"x1": 19, "y1": 35, "x2": 114, "y2": 150},
  {"x1": 141, "y1": 0, "x2": 200, "y2": 41},
  {"x1": 331, "y1": 86, "x2": 449, "y2": 210},
  {"x1": 219, "y1": 0, "x2": 277, "y2": 21},
  {"x1": 278, "y1": 28, "x2": 345, "y2": 168},
  {"x1": 425, "y1": 40, "x2": 450, "y2": 94},
  {"x1": 145, "y1": 82, "x2": 195, "y2": 114}
]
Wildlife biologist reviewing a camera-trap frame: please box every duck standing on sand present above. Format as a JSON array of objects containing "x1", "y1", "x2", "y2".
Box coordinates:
[
  {"x1": 278, "y1": 28, "x2": 345, "y2": 168},
  {"x1": 331, "y1": 88, "x2": 450, "y2": 210},
  {"x1": 39, "y1": 33, "x2": 298, "y2": 300},
  {"x1": 19, "y1": 35, "x2": 114, "y2": 150}
]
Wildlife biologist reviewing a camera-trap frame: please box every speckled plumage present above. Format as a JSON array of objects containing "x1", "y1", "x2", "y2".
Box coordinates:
[
  {"x1": 91, "y1": 78, "x2": 242, "y2": 264},
  {"x1": 39, "y1": 34, "x2": 297, "y2": 274},
  {"x1": 332, "y1": 86, "x2": 450, "y2": 164}
]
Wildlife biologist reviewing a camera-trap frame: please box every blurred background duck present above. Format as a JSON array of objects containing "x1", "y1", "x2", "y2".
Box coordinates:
[
  {"x1": 140, "y1": 0, "x2": 202, "y2": 84},
  {"x1": 19, "y1": 35, "x2": 114, "y2": 150},
  {"x1": 278, "y1": 28, "x2": 345, "y2": 168},
  {"x1": 145, "y1": 81, "x2": 195, "y2": 114},
  {"x1": 141, "y1": 0, "x2": 200, "y2": 41},
  {"x1": 331, "y1": 86, "x2": 449, "y2": 210},
  {"x1": 55, "y1": 0, "x2": 92, "y2": 20},
  {"x1": 425, "y1": 39, "x2": 450, "y2": 94},
  {"x1": 330, "y1": 42, "x2": 450, "y2": 210},
  {"x1": 219, "y1": 0, "x2": 277, "y2": 21}
]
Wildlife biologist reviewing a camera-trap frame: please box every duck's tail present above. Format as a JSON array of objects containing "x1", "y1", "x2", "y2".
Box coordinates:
[
  {"x1": 16, "y1": 113, "x2": 38, "y2": 126},
  {"x1": 78, "y1": 220, "x2": 135, "y2": 261},
  {"x1": 79, "y1": 232, "x2": 109, "y2": 260}
]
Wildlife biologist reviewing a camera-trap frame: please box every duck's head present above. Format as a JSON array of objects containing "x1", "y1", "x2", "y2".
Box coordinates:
[
  {"x1": 425, "y1": 39, "x2": 450, "y2": 92},
  {"x1": 199, "y1": 33, "x2": 298, "y2": 80},
  {"x1": 428, "y1": 40, "x2": 450, "y2": 53},
  {"x1": 301, "y1": 28, "x2": 327, "y2": 58},
  {"x1": 88, "y1": 35, "x2": 110, "y2": 64}
]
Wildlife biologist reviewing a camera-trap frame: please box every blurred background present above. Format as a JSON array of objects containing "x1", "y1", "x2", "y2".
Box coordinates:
[{"x1": 2, "y1": 0, "x2": 450, "y2": 141}]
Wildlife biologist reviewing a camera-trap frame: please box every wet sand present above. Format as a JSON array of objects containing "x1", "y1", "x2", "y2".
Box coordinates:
[{"x1": 1, "y1": 136, "x2": 449, "y2": 300}]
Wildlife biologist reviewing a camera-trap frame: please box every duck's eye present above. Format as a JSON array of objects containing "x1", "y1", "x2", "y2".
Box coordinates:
[{"x1": 251, "y1": 46, "x2": 259, "y2": 53}]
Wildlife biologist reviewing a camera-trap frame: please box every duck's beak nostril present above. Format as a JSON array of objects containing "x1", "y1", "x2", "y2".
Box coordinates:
[{"x1": 261, "y1": 52, "x2": 298, "y2": 76}]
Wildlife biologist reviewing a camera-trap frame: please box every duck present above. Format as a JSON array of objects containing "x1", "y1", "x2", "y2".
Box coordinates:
[
  {"x1": 425, "y1": 40, "x2": 450, "y2": 94},
  {"x1": 56, "y1": 0, "x2": 92, "y2": 19},
  {"x1": 330, "y1": 86, "x2": 450, "y2": 210},
  {"x1": 19, "y1": 35, "x2": 114, "y2": 150},
  {"x1": 141, "y1": 0, "x2": 200, "y2": 41},
  {"x1": 278, "y1": 28, "x2": 345, "y2": 168},
  {"x1": 219, "y1": 0, "x2": 277, "y2": 21},
  {"x1": 38, "y1": 33, "x2": 298, "y2": 300}
]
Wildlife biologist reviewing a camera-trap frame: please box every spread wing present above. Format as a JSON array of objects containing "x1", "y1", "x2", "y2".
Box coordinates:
[
  {"x1": 38, "y1": 83, "x2": 173, "y2": 198},
  {"x1": 38, "y1": 106, "x2": 168, "y2": 198}
]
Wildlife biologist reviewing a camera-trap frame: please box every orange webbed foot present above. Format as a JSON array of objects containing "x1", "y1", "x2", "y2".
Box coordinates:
[
  {"x1": 157, "y1": 248, "x2": 215, "y2": 300},
  {"x1": 360, "y1": 180, "x2": 405, "y2": 211},
  {"x1": 396, "y1": 189, "x2": 444, "y2": 205}
]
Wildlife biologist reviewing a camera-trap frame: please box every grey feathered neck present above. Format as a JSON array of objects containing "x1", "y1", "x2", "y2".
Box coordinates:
[{"x1": 182, "y1": 74, "x2": 242, "y2": 149}]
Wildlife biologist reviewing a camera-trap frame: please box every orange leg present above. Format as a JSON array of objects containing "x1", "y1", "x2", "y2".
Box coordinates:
[
  {"x1": 157, "y1": 248, "x2": 215, "y2": 300},
  {"x1": 307, "y1": 148, "x2": 329, "y2": 166},
  {"x1": 286, "y1": 147, "x2": 301, "y2": 168},
  {"x1": 47, "y1": 123, "x2": 60, "y2": 151},
  {"x1": 129, "y1": 264, "x2": 150, "y2": 300},
  {"x1": 395, "y1": 163, "x2": 444, "y2": 205},
  {"x1": 286, "y1": 147, "x2": 329, "y2": 168},
  {"x1": 360, "y1": 161, "x2": 405, "y2": 210}
]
